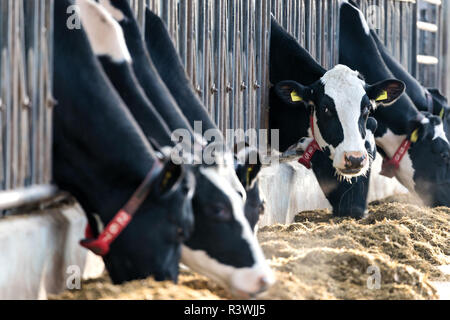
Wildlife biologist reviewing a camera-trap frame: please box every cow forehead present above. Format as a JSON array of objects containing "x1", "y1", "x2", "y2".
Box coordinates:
[{"x1": 320, "y1": 65, "x2": 366, "y2": 109}]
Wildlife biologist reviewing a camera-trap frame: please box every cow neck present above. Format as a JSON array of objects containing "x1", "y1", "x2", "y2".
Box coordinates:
[
  {"x1": 53, "y1": 6, "x2": 161, "y2": 238},
  {"x1": 379, "y1": 127, "x2": 420, "y2": 178},
  {"x1": 270, "y1": 17, "x2": 325, "y2": 84},
  {"x1": 98, "y1": 57, "x2": 175, "y2": 147},
  {"x1": 298, "y1": 110, "x2": 321, "y2": 169},
  {"x1": 144, "y1": 9, "x2": 218, "y2": 134},
  {"x1": 116, "y1": 9, "x2": 195, "y2": 138},
  {"x1": 81, "y1": 160, "x2": 163, "y2": 256}
]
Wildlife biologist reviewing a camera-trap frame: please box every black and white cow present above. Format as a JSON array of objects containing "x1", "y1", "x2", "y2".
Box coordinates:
[
  {"x1": 339, "y1": 1, "x2": 450, "y2": 207},
  {"x1": 81, "y1": 0, "x2": 274, "y2": 297},
  {"x1": 369, "y1": 28, "x2": 450, "y2": 141},
  {"x1": 271, "y1": 18, "x2": 403, "y2": 178},
  {"x1": 269, "y1": 17, "x2": 394, "y2": 218},
  {"x1": 142, "y1": 9, "x2": 266, "y2": 230},
  {"x1": 53, "y1": 0, "x2": 196, "y2": 284}
]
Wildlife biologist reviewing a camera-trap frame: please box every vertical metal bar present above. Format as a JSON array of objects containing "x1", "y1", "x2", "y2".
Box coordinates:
[
  {"x1": 411, "y1": 1, "x2": 418, "y2": 78},
  {"x1": 179, "y1": 0, "x2": 187, "y2": 67},
  {"x1": 227, "y1": 0, "x2": 236, "y2": 131},
  {"x1": 304, "y1": 0, "x2": 311, "y2": 52},
  {"x1": 241, "y1": 0, "x2": 249, "y2": 131}
]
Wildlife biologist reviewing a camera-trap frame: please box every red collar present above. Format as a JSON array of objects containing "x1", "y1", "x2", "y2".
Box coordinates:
[
  {"x1": 380, "y1": 129, "x2": 419, "y2": 178},
  {"x1": 80, "y1": 161, "x2": 163, "y2": 256},
  {"x1": 298, "y1": 114, "x2": 321, "y2": 169}
]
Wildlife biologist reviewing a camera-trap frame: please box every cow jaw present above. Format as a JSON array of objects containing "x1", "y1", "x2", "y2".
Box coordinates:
[{"x1": 181, "y1": 163, "x2": 274, "y2": 297}]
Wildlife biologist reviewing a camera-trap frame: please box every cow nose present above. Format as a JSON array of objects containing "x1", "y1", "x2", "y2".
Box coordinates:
[
  {"x1": 258, "y1": 276, "x2": 271, "y2": 292},
  {"x1": 344, "y1": 151, "x2": 367, "y2": 169}
]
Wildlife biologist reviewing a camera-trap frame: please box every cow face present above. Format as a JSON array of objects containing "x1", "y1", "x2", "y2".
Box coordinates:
[
  {"x1": 400, "y1": 113, "x2": 450, "y2": 206},
  {"x1": 274, "y1": 64, "x2": 404, "y2": 179},
  {"x1": 103, "y1": 160, "x2": 195, "y2": 284},
  {"x1": 181, "y1": 148, "x2": 274, "y2": 299},
  {"x1": 234, "y1": 146, "x2": 264, "y2": 232}
]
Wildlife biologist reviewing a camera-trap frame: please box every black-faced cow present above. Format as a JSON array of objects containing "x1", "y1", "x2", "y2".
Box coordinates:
[
  {"x1": 53, "y1": 0, "x2": 195, "y2": 284},
  {"x1": 339, "y1": 1, "x2": 450, "y2": 207},
  {"x1": 269, "y1": 17, "x2": 397, "y2": 218},
  {"x1": 369, "y1": 29, "x2": 450, "y2": 141},
  {"x1": 83, "y1": 0, "x2": 274, "y2": 297}
]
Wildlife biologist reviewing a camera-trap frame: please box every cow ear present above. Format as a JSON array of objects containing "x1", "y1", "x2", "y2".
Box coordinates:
[
  {"x1": 366, "y1": 80, "x2": 405, "y2": 106},
  {"x1": 154, "y1": 160, "x2": 184, "y2": 196},
  {"x1": 235, "y1": 147, "x2": 262, "y2": 189},
  {"x1": 274, "y1": 80, "x2": 313, "y2": 106}
]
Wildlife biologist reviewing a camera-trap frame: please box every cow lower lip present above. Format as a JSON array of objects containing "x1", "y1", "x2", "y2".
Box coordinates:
[{"x1": 339, "y1": 168, "x2": 362, "y2": 175}]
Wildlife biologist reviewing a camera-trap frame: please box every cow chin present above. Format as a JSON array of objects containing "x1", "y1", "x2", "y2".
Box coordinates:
[
  {"x1": 333, "y1": 150, "x2": 371, "y2": 181},
  {"x1": 181, "y1": 245, "x2": 274, "y2": 298}
]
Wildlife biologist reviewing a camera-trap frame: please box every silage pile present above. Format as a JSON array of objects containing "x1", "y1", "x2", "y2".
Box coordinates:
[{"x1": 51, "y1": 194, "x2": 449, "y2": 300}]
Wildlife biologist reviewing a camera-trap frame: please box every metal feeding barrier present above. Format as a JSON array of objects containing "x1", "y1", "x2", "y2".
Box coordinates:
[
  {"x1": 0, "y1": 0, "x2": 56, "y2": 213},
  {"x1": 0, "y1": 0, "x2": 446, "y2": 213}
]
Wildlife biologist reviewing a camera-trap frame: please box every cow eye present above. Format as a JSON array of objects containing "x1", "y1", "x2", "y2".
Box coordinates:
[{"x1": 208, "y1": 204, "x2": 232, "y2": 221}]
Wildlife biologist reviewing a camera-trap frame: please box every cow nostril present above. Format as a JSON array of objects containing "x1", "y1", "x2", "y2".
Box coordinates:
[
  {"x1": 258, "y1": 276, "x2": 271, "y2": 292},
  {"x1": 344, "y1": 153, "x2": 367, "y2": 169}
]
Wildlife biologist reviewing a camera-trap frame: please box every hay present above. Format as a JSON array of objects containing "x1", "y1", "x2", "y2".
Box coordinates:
[{"x1": 50, "y1": 194, "x2": 449, "y2": 300}]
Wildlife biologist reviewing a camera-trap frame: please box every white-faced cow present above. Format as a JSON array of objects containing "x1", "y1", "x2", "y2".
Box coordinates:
[
  {"x1": 269, "y1": 17, "x2": 398, "y2": 218},
  {"x1": 53, "y1": 0, "x2": 196, "y2": 284},
  {"x1": 339, "y1": 1, "x2": 450, "y2": 207},
  {"x1": 80, "y1": 0, "x2": 274, "y2": 298}
]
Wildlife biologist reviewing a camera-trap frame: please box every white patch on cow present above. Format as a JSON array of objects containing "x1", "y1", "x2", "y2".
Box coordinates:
[
  {"x1": 376, "y1": 129, "x2": 416, "y2": 192},
  {"x1": 421, "y1": 117, "x2": 430, "y2": 125},
  {"x1": 318, "y1": 65, "x2": 369, "y2": 176},
  {"x1": 433, "y1": 122, "x2": 449, "y2": 143},
  {"x1": 181, "y1": 164, "x2": 274, "y2": 296},
  {"x1": 98, "y1": 0, "x2": 125, "y2": 22},
  {"x1": 76, "y1": 0, "x2": 131, "y2": 63}
]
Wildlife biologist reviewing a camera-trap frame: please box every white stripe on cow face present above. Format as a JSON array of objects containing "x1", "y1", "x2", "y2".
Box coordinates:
[
  {"x1": 181, "y1": 162, "x2": 274, "y2": 297},
  {"x1": 76, "y1": 0, "x2": 131, "y2": 63},
  {"x1": 433, "y1": 122, "x2": 449, "y2": 144},
  {"x1": 318, "y1": 65, "x2": 369, "y2": 177}
]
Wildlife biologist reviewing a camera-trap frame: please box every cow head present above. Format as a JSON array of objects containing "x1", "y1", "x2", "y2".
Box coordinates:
[
  {"x1": 101, "y1": 158, "x2": 195, "y2": 284},
  {"x1": 177, "y1": 144, "x2": 274, "y2": 299},
  {"x1": 234, "y1": 145, "x2": 265, "y2": 232},
  {"x1": 274, "y1": 64, "x2": 404, "y2": 179}
]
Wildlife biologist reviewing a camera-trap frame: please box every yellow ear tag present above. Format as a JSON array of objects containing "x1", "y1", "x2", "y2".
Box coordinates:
[
  {"x1": 161, "y1": 171, "x2": 173, "y2": 188},
  {"x1": 291, "y1": 91, "x2": 303, "y2": 102},
  {"x1": 410, "y1": 128, "x2": 419, "y2": 143},
  {"x1": 246, "y1": 166, "x2": 254, "y2": 186},
  {"x1": 440, "y1": 108, "x2": 445, "y2": 119},
  {"x1": 376, "y1": 90, "x2": 388, "y2": 102}
]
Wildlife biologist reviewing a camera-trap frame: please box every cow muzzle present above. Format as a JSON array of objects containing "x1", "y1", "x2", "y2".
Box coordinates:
[
  {"x1": 336, "y1": 151, "x2": 368, "y2": 175},
  {"x1": 229, "y1": 266, "x2": 275, "y2": 299}
]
